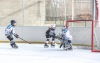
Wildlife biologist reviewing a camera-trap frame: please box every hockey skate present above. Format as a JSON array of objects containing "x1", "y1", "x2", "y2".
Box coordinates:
[
  {"x1": 68, "y1": 47, "x2": 73, "y2": 50},
  {"x1": 51, "y1": 42, "x2": 55, "y2": 48},
  {"x1": 68, "y1": 44, "x2": 73, "y2": 50},
  {"x1": 10, "y1": 44, "x2": 14, "y2": 48},
  {"x1": 44, "y1": 43, "x2": 49, "y2": 48},
  {"x1": 64, "y1": 43, "x2": 73, "y2": 51},
  {"x1": 13, "y1": 43, "x2": 18, "y2": 49},
  {"x1": 11, "y1": 43, "x2": 18, "y2": 49}
]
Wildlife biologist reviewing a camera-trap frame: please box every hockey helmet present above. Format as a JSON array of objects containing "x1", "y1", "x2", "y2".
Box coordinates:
[
  {"x1": 62, "y1": 26, "x2": 67, "y2": 33},
  {"x1": 11, "y1": 20, "x2": 16, "y2": 26}
]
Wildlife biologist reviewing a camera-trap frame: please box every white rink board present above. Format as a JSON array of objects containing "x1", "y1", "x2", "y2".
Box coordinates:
[{"x1": 0, "y1": 26, "x2": 100, "y2": 45}]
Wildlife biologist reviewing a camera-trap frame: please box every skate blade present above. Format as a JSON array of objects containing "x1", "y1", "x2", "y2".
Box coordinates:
[
  {"x1": 12, "y1": 47, "x2": 18, "y2": 49},
  {"x1": 51, "y1": 46, "x2": 55, "y2": 48},
  {"x1": 44, "y1": 46, "x2": 49, "y2": 48}
]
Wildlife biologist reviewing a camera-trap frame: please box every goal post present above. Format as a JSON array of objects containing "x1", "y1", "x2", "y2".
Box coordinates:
[{"x1": 66, "y1": 20, "x2": 100, "y2": 52}]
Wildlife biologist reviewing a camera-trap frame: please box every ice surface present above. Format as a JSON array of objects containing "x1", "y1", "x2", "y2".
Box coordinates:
[{"x1": 0, "y1": 43, "x2": 99, "y2": 63}]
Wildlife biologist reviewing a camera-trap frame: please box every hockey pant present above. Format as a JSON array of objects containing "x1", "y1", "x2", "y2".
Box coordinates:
[
  {"x1": 7, "y1": 35, "x2": 15, "y2": 44},
  {"x1": 46, "y1": 35, "x2": 55, "y2": 44}
]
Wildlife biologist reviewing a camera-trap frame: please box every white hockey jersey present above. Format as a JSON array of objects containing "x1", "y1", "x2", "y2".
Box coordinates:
[
  {"x1": 49, "y1": 29, "x2": 55, "y2": 36},
  {"x1": 5, "y1": 24, "x2": 16, "y2": 36},
  {"x1": 62, "y1": 30, "x2": 72, "y2": 40}
]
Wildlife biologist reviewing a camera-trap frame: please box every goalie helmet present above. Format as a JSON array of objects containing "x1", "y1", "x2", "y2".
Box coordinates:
[
  {"x1": 11, "y1": 20, "x2": 16, "y2": 26},
  {"x1": 62, "y1": 26, "x2": 67, "y2": 33}
]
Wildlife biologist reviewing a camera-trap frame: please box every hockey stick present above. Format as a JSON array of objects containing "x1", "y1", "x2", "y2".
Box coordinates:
[
  {"x1": 18, "y1": 37, "x2": 31, "y2": 44},
  {"x1": 13, "y1": 34, "x2": 31, "y2": 44}
]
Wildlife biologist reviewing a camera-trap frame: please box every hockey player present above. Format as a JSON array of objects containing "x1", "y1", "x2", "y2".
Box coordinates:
[
  {"x1": 5, "y1": 20, "x2": 19, "y2": 48},
  {"x1": 59, "y1": 26, "x2": 73, "y2": 50},
  {"x1": 44, "y1": 25, "x2": 56, "y2": 48}
]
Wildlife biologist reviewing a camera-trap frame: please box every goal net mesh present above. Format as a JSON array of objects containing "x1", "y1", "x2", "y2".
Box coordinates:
[{"x1": 66, "y1": 20, "x2": 100, "y2": 52}]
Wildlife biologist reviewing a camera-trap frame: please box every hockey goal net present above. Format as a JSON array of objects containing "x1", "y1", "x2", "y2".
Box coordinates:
[{"x1": 66, "y1": 20, "x2": 100, "y2": 52}]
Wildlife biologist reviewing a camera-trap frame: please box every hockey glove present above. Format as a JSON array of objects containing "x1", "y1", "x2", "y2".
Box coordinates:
[{"x1": 14, "y1": 34, "x2": 19, "y2": 38}]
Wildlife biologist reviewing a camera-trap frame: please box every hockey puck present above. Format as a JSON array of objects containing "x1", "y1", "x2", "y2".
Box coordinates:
[{"x1": 29, "y1": 43, "x2": 31, "y2": 44}]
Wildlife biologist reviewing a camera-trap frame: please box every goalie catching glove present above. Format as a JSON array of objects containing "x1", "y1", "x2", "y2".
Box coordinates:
[{"x1": 14, "y1": 34, "x2": 19, "y2": 38}]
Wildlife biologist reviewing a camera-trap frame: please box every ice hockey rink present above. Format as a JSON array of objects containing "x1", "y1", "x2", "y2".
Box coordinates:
[
  {"x1": 0, "y1": 0, "x2": 100, "y2": 63},
  {"x1": 0, "y1": 43, "x2": 99, "y2": 63}
]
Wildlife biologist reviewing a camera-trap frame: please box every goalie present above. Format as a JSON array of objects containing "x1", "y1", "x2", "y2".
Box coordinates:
[
  {"x1": 5, "y1": 20, "x2": 19, "y2": 48},
  {"x1": 57, "y1": 26, "x2": 73, "y2": 50}
]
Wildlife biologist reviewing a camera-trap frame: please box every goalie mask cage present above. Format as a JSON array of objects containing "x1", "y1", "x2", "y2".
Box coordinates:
[{"x1": 66, "y1": 20, "x2": 100, "y2": 52}]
